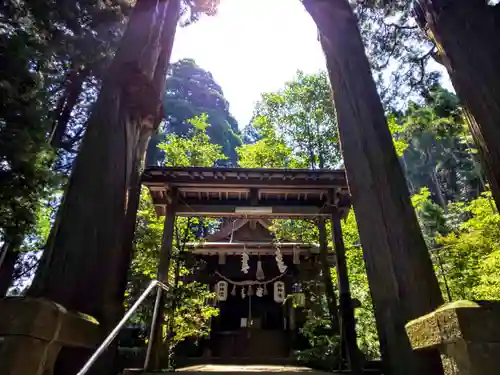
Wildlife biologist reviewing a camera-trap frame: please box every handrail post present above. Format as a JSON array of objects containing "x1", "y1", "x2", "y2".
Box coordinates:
[
  {"x1": 144, "y1": 286, "x2": 164, "y2": 370},
  {"x1": 76, "y1": 280, "x2": 168, "y2": 375}
]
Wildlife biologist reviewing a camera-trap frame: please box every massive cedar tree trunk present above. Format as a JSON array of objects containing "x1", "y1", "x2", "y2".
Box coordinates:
[
  {"x1": 29, "y1": 0, "x2": 180, "y2": 372},
  {"x1": 302, "y1": 1, "x2": 444, "y2": 374},
  {"x1": 414, "y1": 0, "x2": 500, "y2": 210}
]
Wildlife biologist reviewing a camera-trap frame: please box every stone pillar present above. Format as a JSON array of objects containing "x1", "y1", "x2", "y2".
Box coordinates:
[
  {"x1": 0, "y1": 298, "x2": 100, "y2": 375},
  {"x1": 406, "y1": 301, "x2": 500, "y2": 375}
]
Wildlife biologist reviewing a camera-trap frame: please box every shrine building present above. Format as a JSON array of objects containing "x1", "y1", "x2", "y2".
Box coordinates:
[{"x1": 177, "y1": 217, "x2": 335, "y2": 363}]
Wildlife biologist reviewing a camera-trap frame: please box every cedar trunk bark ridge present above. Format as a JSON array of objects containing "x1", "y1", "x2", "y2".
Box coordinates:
[
  {"x1": 28, "y1": 0, "x2": 181, "y2": 373},
  {"x1": 303, "y1": 0, "x2": 444, "y2": 374}
]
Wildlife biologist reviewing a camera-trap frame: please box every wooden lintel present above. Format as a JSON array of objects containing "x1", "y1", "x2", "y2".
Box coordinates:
[
  {"x1": 178, "y1": 198, "x2": 327, "y2": 208},
  {"x1": 174, "y1": 204, "x2": 333, "y2": 217}
]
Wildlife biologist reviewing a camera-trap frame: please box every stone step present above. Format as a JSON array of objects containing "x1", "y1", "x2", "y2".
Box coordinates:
[
  {"x1": 176, "y1": 357, "x2": 296, "y2": 367},
  {"x1": 123, "y1": 364, "x2": 337, "y2": 375},
  {"x1": 123, "y1": 363, "x2": 384, "y2": 375}
]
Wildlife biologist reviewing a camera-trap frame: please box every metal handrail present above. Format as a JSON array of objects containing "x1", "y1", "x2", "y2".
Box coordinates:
[{"x1": 76, "y1": 280, "x2": 169, "y2": 375}]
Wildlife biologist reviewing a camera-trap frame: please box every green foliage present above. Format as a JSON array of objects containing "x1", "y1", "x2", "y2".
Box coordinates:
[
  {"x1": 295, "y1": 314, "x2": 341, "y2": 370},
  {"x1": 129, "y1": 195, "x2": 219, "y2": 349},
  {"x1": 0, "y1": 26, "x2": 57, "y2": 245},
  {"x1": 128, "y1": 119, "x2": 221, "y2": 353},
  {"x1": 393, "y1": 87, "x2": 481, "y2": 205},
  {"x1": 387, "y1": 115, "x2": 408, "y2": 157},
  {"x1": 247, "y1": 71, "x2": 341, "y2": 169},
  {"x1": 147, "y1": 59, "x2": 241, "y2": 166},
  {"x1": 352, "y1": 0, "x2": 441, "y2": 106},
  {"x1": 435, "y1": 192, "x2": 500, "y2": 301},
  {"x1": 237, "y1": 116, "x2": 307, "y2": 169},
  {"x1": 158, "y1": 114, "x2": 227, "y2": 167},
  {"x1": 239, "y1": 71, "x2": 380, "y2": 363}
]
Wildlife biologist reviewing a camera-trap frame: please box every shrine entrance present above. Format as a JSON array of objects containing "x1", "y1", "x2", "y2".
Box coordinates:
[
  {"x1": 143, "y1": 166, "x2": 353, "y2": 368},
  {"x1": 183, "y1": 218, "x2": 328, "y2": 362}
]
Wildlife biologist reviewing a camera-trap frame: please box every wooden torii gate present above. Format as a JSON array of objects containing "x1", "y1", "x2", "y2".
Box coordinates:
[{"x1": 142, "y1": 166, "x2": 356, "y2": 370}]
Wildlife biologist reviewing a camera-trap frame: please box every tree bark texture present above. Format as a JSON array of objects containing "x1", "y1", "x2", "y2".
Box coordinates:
[
  {"x1": 0, "y1": 242, "x2": 18, "y2": 296},
  {"x1": 414, "y1": 0, "x2": 500, "y2": 210},
  {"x1": 303, "y1": 1, "x2": 444, "y2": 374},
  {"x1": 30, "y1": 0, "x2": 180, "y2": 347}
]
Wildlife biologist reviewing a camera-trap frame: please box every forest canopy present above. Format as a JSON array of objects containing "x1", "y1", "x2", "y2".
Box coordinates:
[{"x1": 1, "y1": 0, "x2": 499, "y2": 372}]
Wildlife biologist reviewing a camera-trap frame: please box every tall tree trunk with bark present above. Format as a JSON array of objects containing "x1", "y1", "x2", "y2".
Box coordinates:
[
  {"x1": 414, "y1": 0, "x2": 500, "y2": 210},
  {"x1": 28, "y1": 0, "x2": 181, "y2": 373},
  {"x1": 303, "y1": 1, "x2": 444, "y2": 374}
]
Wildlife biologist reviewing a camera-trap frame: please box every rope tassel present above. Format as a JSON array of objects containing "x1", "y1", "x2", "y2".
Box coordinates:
[{"x1": 256, "y1": 260, "x2": 265, "y2": 280}]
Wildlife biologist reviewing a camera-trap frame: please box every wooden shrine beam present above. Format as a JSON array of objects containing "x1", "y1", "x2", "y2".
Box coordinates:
[
  {"x1": 173, "y1": 204, "x2": 334, "y2": 217},
  {"x1": 143, "y1": 174, "x2": 347, "y2": 190},
  {"x1": 147, "y1": 181, "x2": 346, "y2": 191}
]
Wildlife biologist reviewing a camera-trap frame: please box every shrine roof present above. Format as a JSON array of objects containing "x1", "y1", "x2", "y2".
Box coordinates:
[
  {"x1": 142, "y1": 166, "x2": 350, "y2": 218},
  {"x1": 185, "y1": 218, "x2": 331, "y2": 256}
]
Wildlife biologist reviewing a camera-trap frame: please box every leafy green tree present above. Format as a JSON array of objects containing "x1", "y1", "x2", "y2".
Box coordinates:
[
  {"x1": 0, "y1": 0, "x2": 133, "y2": 296},
  {"x1": 239, "y1": 76, "x2": 380, "y2": 362},
  {"x1": 436, "y1": 192, "x2": 500, "y2": 301},
  {"x1": 159, "y1": 114, "x2": 227, "y2": 167},
  {"x1": 392, "y1": 87, "x2": 481, "y2": 207},
  {"x1": 249, "y1": 71, "x2": 340, "y2": 169},
  {"x1": 351, "y1": 0, "x2": 441, "y2": 107},
  {"x1": 0, "y1": 26, "x2": 57, "y2": 294},
  {"x1": 412, "y1": 0, "x2": 500, "y2": 210},
  {"x1": 147, "y1": 59, "x2": 241, "y2": 166},
  {"x1": 237, "y1": 116, "x2": 306, "y2": 169},
  {"x1": 127, "y1": 115, "x2": 223, "y2": 360}
]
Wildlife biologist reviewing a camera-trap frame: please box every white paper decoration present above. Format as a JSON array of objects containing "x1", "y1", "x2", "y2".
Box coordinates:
[
  {"x1": 275, "y1": 249, "x2": 287, "y2": 273},
  {"x1": 216, "y1": 280, "x2": 228, "y2": 301},
  {"x1": 274, "y1": 281, "x2": 286, "y2": 303},
  {"x1": 241, "y1": 252, "x2": 250, "y2": 274},
  {"x1": 256, "y1": 286, "x2": 264, "y2": 297}
]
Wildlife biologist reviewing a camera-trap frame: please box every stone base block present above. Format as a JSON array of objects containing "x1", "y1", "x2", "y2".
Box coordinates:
[
  {"x1": 0, "y1": 297, "x2": 100, "y2": 375},
  {"x1": 406, "y1": 300, "x2": 500, "y2": 375}
]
